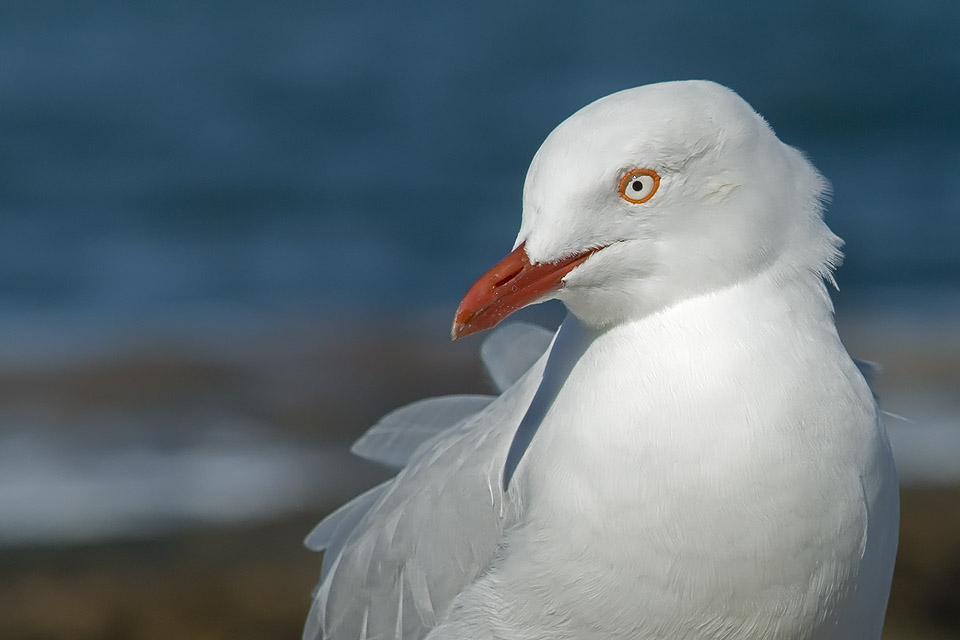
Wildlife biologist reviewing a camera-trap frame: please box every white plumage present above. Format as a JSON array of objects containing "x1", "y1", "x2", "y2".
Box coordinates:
[{"x1": 304, "y1": 80, "x2": 899, "y2": 640}]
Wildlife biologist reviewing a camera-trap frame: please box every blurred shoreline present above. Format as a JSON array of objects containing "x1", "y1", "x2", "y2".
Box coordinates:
[
  {"x1": 0, "y1": 304, "x2": 956, "y2": 547},
  {"x1": 0, "y1": 310, "x2": 486, "y2": 547},
  {"x1": 0, "y1": 307, "x2": 957, "y2": 637}
]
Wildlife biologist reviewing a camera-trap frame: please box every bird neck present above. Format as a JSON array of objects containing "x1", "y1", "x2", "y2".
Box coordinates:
[{"x1": 513, "y1": 262, "x2": 843, "y2": 494}]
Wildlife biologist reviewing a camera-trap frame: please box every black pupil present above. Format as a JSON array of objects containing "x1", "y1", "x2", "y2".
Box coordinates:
[{"x1": 631, "y1": 180, "x2": 643, "y2": 191}]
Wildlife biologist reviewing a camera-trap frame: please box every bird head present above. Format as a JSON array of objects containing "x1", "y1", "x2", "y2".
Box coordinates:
[{"x1": 452, "y1": 80, "x2": 841, "y2": 339}]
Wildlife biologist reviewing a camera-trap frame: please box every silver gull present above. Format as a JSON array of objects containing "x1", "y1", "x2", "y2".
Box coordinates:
[{"x1": 304, "y1": 80, "x2": 899, "y2": 640}]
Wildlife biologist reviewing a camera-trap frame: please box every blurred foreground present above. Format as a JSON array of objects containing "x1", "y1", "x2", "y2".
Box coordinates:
[
  {"x1": 0, "y1": 487, "x2": 958, "y2": 640},
  {"x1": 0, "y1": 313, "x2": 957, "y2": 639}
]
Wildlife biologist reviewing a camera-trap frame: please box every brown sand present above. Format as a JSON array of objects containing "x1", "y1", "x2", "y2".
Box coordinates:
[{"x1": 0, "y1": 488, "x2": 957, "y2": 639}]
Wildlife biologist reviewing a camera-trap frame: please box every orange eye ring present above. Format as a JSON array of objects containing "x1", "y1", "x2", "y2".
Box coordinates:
[{"x1": 618, "y1": 168, "x2": 660, "y2": 204}]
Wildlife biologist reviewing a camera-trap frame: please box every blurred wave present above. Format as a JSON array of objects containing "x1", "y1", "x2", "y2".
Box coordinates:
[
  {"x1": 0, "y1": 390, "x2": 955, "y2": 548},
  {"x1": 0, "y1": 425, "x2": 367, "y2": 546}
]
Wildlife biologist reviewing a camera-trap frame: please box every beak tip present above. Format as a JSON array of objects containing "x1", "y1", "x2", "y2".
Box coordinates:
[
  {"x1": 450, "y1": 314, "x2": 473, "y2": 341},
  {"x1": 451, "y1": 305, "x2": 468, "y2": 340}
]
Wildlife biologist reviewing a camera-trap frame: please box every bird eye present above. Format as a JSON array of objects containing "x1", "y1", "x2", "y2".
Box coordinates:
[{"x1": 618, "y1": 168, "x2": 660, "y2": 204}]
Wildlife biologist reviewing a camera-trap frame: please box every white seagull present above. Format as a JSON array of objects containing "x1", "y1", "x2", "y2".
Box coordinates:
[{"x1": 304, "y1": 80, "x2": 899, "y2": 640}]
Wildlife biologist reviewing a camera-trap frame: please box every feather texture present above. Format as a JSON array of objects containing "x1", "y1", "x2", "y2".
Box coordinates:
[
  {"x1": 351, "y1": 395, "x2": 496, "y2": 469},
  {"x1": 480, "y1": 321, "x2": 554, "y2": 392},
  {"x1": 303, "y1": 324, "x2": 552, "y2": 640}
]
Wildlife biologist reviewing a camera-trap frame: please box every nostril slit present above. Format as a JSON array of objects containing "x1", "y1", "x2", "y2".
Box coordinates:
[{"x1": 494, "y1": 269, "x2": 522, "y2": 288}]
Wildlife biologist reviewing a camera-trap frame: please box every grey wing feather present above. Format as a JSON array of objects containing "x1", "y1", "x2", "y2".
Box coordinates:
[
  {"x1": 351, "y1": 395, "x2": 496, "y2": 469},
  {"x1": 853, "y1": 357, "x2": 883, "y2": 402},
  {"x1": 305, "y1": 480, "x2": 391, "y2": 555},
  {"x1": 350, "y1": 322, "x2": 553, "y2": 471},
  {"x1": 304, "y1": 347, "x2": 549, "y2": 640},
  {"x1": 853, "y1": 358, "x2": 882, "y2": 386},
  {"x1": 480, "y1": 322, "x2": 554, "y2": 392},
  {"x1": 301, "y1": 482, "x2": 392, "y2": 638}
]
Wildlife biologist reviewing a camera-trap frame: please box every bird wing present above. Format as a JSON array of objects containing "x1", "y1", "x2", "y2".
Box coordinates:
[
  {"x1": 852, "y1": 357, "x2": 883, "y2": 401},
  {"x1": 480, "y1": 321, "x2": 554, "y2": 392},
  {"x1": 349, "y1": 395, "x2": 497, "y2": 470},
  {"x1": 303, "y1": 323, "x2": 555, "y2": 640},
  {"x1": 348, "y1": 321, "x2": 554, "y2": 470}
]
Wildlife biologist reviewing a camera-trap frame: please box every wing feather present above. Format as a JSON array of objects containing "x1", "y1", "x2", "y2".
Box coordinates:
[
  {"x1": 481, "y1": 322, "x2": 554, "y2": 392},
  {"x1": 350, "y1": 395, "x2": 495, "y2": 469},
  {"x1": 304, "y1": 347, "x2": 549, "y2": 640},
  {"x1": 406, "y1": 559, "x2": 436, "y2": 628},
  {"x1": 305, "y1": 481, "x2": 391, "y2": 553},
  {"x1": 304, "y1": 322, "x2": 557, "y2": 639}
]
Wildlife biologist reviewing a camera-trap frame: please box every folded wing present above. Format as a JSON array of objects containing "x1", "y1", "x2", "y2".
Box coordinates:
[{"x1": 303, "y1": 322, "x2": 555, "y2": 640}]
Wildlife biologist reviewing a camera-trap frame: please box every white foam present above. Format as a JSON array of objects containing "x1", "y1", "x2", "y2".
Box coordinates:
[{"x1": 0, "y1": 425, "x2": 368, "y2": 546}]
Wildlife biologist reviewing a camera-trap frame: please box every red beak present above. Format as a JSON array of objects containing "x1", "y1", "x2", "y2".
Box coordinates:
[{"x1": 451, "y1": 242, "x2": 598, "y2": 340}]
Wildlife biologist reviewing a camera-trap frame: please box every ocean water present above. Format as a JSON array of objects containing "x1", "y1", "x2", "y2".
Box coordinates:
[
  {"x1": 1, "y1": 0, "x2": 958, "y2": 339},
  {"x1": 1, "y1": 1, "x2": 959, "y2": 545}
]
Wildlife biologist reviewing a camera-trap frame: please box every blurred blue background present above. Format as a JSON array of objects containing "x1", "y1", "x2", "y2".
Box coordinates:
[
  {"x1": 3, "y1": 0, "x2": 959, "y2": 337},
  {"x1": 0, "y1": 1, "x2": 958, "y2": 637}
]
